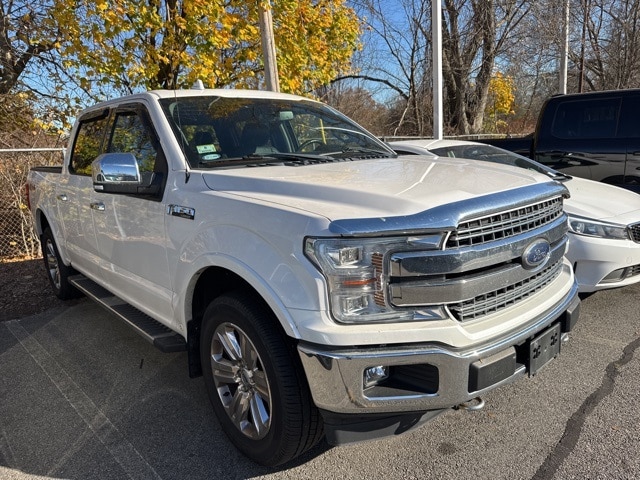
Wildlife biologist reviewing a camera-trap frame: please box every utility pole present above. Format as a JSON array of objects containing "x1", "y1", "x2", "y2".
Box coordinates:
[
  {"x1": 559, "y1": 0, "x2": 570, "y2": 94},
  {"x1": 258, "y1": 1, "x2": 280, "y2": 92},
  {"x1": 432, "y1": 0, "x2": 443, "y2": 139},
  {"x1": 578, "y1": 0, "x2": 590, "y2": 93}
]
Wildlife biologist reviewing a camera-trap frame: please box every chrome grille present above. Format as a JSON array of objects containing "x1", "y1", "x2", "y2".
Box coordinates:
[
  {"x1": 447, "y1": 197, "x2": 564, "y2": 248},
  {"x1": 448, "y1": 260, "x2": 563, "y2": 322},
  {"x1": 629, "y1": 222, "x2": 640, "y2": 243}
]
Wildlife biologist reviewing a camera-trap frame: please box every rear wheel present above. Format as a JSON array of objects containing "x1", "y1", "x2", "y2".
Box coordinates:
[
  {"x1": 41, "y1": 228, "x2": 81, "y2": 300},
  {"x1": 200, "y1": 291, "x2": 323, "y2": 466}
]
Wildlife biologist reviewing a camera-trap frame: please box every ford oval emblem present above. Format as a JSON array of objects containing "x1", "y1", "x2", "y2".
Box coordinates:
[{"x1": 522, "y1": 239, "x2": 551, "y2": 270}]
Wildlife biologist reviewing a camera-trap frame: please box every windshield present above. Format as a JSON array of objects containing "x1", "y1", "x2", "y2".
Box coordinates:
[
  {"x1": 159, "y1": 96, "x2": 395, "y2": 168},
  {"x1": 429, "y1": 144, "x2": 569, "y2": 181}
]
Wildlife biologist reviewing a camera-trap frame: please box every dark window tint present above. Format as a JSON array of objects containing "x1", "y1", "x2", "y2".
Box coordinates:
[
  {"x1": 70, "y1": 113, "x2": 109, "y2": 175},
  {"x1": 618, "y1": 96, "x2": 640, "y2": 138},
  {"x1": 551, "y1": 98, "x2": 621, "y2": 139}
]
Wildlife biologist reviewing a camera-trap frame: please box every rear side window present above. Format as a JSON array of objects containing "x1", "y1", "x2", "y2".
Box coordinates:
[
  {"x1": 617, "y1": 96, "x2": 640, "y2": 138},
  {"x1": 551, "y1": 98, "x2": 621, "y2": 140},
  {"x1": 69, "y1": 111, "x2": 110, "y2": 175}
]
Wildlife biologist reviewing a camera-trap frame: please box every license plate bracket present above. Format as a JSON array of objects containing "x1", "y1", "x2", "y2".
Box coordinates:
[{"x1": 529, "y1": 323, "x2": 561, "y2": 376}]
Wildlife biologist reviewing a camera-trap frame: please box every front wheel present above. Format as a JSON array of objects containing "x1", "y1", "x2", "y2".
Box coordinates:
[
  {"x1": 200, "y1": 292, "x2": 323, "y2": 466},
  {"x1": 41, "y1": 227, "x2": 81, "y2": 300}
]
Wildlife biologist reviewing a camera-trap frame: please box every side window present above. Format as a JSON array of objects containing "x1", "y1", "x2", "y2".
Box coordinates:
[
  {"x1": 69, "y1": 113, "x2": 109, "y2": 175},
  {"x1": 551, "y1": 98, "x2": 621, "y2": 140},
  {"x1": 618, "y1": 97, "x2": 640, "y2": 138},
  {"x1": 107, "y1": 110, "x2": 158, "y2": 176}
]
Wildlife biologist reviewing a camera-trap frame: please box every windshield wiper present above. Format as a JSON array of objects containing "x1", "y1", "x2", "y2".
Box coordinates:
[
  {"x1": 337, "y1": 146, "x2": 396, "y2": 158},
  {"x1": 197, "y1": 152, "x2": 338, "y2": 168},
  {"x1": 198, "y1": 154, "x2": 286, "y2": 168}
]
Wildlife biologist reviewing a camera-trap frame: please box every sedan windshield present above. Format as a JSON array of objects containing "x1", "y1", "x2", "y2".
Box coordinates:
[
  {"x1": 159, "y1": 96, "x2": 395, "y2": 168},
  {"x1": 429, "y1": 144, "x2": 569, "y2": 181}
]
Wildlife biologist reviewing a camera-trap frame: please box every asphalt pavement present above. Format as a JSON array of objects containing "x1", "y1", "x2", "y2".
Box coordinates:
[{"x1": 1, "y1": 283, "x2": 639, "y2": 480}]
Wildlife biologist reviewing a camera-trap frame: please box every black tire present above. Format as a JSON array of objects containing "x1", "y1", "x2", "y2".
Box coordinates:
[
  {"x1": 41, "y1": 228, "x2": 81, "y2": 300},
  {"x1": 200, "y1": 291, "x2": 323, "y2": 466}
]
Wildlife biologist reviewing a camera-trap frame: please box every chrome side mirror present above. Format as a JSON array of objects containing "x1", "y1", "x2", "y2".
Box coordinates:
[{"x1": 92, "y1": 153, "x2": 141, "y2": 193}]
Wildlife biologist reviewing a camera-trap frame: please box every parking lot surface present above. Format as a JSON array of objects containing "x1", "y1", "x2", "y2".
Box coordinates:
[{"x1": 1, "y1": 283, "x2": 639, "y2": 480}]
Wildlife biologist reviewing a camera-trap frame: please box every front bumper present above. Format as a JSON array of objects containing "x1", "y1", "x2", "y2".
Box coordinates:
[
  {"x1": 567, "y1": 234, "x2": 640, "y2": 292},
  {"x1": 297, "y1": 281, "x2": 580, "y2": 417}
]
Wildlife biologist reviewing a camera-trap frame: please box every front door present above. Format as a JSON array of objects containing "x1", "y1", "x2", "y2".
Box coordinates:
[{"x1": 91, "y1": 104, "x2": 175, "y2": 329}]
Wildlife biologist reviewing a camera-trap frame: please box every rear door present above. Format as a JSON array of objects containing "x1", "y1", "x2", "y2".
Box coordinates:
[
  {"x1": 535, "y1": 96, "x2": 625, "y2": 185},
  {"x1": 90, "y1": 103, "x2": 175, "y2": 328},
  {"x1": 58, "y1": 109, "x2": 110, "y2": 279}
]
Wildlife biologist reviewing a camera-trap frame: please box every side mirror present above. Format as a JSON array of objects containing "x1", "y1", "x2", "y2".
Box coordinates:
[{"x1": 92, "y1": 153, "x2": 142, "y2": 194}]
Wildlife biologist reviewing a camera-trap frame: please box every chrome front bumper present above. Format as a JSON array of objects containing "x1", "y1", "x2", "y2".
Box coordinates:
[{"x1": 297, "y1": 280, "x2": 580, "y2": 415}]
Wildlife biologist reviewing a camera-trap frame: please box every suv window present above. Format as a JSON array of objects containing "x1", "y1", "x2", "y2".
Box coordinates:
[
  {"x1": 618, "y1": 96, "x2": 640, "y2": 138},
  {"x1": 69, "y1": 111, "x2": 110, "y2": 175},
  {"x1": 551, "y1": 98, "x2": 621, "y2": 140}
]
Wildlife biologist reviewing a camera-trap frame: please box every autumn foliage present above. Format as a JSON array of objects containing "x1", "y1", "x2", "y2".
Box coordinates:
[
  {"x1": 485, "y1": 72, "x2": 516, "y2": 133},
  {"x1": 49, "y1": 0, "x2": 361, "y2": 96}
]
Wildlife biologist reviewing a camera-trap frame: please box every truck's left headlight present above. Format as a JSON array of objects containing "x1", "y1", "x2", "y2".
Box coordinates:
[
  {"x1": 304, "y1": 236, "x2": 447, "y2": 324},
  {"x1": 568, "y1": 215, "x2": 629, "y2": 240}
]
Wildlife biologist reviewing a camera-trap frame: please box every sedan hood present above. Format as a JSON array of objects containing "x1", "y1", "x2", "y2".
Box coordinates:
[
  {"x1": 565, "y1": 176, "x2": 640, "y2": 223},
  {"x1": 201, "y1": 156, "x2": 552, "y2": 221}
]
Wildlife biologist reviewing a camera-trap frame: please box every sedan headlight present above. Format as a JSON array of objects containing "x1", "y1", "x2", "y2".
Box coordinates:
[
  {"x1": 568, "y1": 216, "x2": 629, "y2": 240},
  {"x1": 304, "y1": 236, "x2": 447, "y2": 324}
]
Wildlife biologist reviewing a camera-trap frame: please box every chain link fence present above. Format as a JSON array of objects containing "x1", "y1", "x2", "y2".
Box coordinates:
[{"x1": 0, "y1": 149, "x2": 64, "y2": 260}]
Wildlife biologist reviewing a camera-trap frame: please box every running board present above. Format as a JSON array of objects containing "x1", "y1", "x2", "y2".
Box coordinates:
[{"x1": 69, "y1": 275, "x2": 187, "y2": 353}]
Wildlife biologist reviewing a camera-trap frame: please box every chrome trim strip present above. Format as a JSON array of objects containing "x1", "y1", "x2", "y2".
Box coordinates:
[
  {"x1": 390, "y1": 238, "x2": 566, "y2": 307},
  {"x1": 389, "y1": 216, "x2": 567, "y2": 276},
  {"x1": 629, "y1": 222, "x2": 640, "y2": 243}
]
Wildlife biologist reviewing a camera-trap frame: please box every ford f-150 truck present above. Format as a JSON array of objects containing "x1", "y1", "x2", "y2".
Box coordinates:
[
  {"x1": 482, "y1": 89, "x2": 640, "y2": 192},
  {"x1": 27, "y1": 87, "x2": 580, "y2": 466}
]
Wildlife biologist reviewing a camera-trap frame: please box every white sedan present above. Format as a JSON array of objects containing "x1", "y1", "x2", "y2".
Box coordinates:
[{"x1": 390, "y1": 138, "x2": 640, "y2": 293}]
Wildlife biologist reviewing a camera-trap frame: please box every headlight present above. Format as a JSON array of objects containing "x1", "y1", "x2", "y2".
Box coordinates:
[
  {"x1": 568, "y1": 216, "x2": 629, "y2": 240},
  {"x1": 304, "y1": 235, "x2": 447, "y2": 324}
]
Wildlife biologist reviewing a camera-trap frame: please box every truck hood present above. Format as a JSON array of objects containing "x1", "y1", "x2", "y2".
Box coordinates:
[
  {"x1": 201, "y1": 156, "x2": 553, "y2": 222},
  {"x1": 564, "y1": 176, "x2": 640, "y2": 224}
]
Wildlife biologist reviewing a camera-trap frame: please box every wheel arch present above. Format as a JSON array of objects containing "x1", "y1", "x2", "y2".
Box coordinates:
[
  {"x1": 185, "y1": 265, "x2": 300, "y2": 378},
  {"x1": 34, "y1": 208, "x2": 49, "y2": 237},
  {"x1": 36, "y1": 210, "x2": 72, "y2": 266}
]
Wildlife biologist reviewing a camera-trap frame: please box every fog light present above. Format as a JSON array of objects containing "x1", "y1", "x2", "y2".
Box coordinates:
[
  {"x1": 363, "y1": 365, "x2": 389, "y2": 388},
  {"x1": 602, "y1": 268, "x2": 627, "y2": 283}
]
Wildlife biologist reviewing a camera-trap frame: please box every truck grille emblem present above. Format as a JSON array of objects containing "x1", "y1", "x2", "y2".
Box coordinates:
[{"x1": 522, "y1": 239, "x2": 551, "y2": 270}]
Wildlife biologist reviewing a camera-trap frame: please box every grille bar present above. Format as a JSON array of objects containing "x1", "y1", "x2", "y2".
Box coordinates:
[
  {"x1": 447, "y1": 197, "x2": 564, "y2": 248},
  {"x1": 624, "y1": 264, "x2": 640, "y2": 278},
  {"x1": 448, "y1": 260, "x2": 563, "y2": 322}
]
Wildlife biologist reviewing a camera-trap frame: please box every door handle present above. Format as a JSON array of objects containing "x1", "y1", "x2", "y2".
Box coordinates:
[
  {"x1": 56, "y1": 194, "x2": 68, "y2": 202},
  {"x1": 90, "y1": 202, "x2": 105, "y2": 211}
]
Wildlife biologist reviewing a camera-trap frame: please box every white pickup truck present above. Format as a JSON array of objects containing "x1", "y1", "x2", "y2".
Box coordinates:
[{"x1": 27, "y1": 88, "x2": 580, "y2": 466}]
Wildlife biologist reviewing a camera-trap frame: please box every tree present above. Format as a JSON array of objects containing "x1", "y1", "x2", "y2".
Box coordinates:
[
  {"x1": 577, "y1": 0, "x2": 640, "y2": 91},
  {"x1": 484, "y1": 72, "x2": 515, "y2": 132},
  {"x1": 340, "y1": 1, "x2": 532, "y2": 136},
  {"x1": 439, "y1": 0, "x2": 530, "y2": 134},
  {"x1": 343, "y1": 0, "x2": 433, "y2": 136},
  {"x1": 319, "y1": 85, "x2": 390, "y2": 135},
  {"x1": 50, "y1": 0, "x2": 361, "y2": 96},
  {"x1": 0, "y1": 0, "x2": 57, "y2": 94}
]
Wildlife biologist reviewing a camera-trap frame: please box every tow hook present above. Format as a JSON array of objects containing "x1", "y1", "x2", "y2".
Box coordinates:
[{"x1": 454, "y1": 396, "x2": 485, "y2": 412}]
